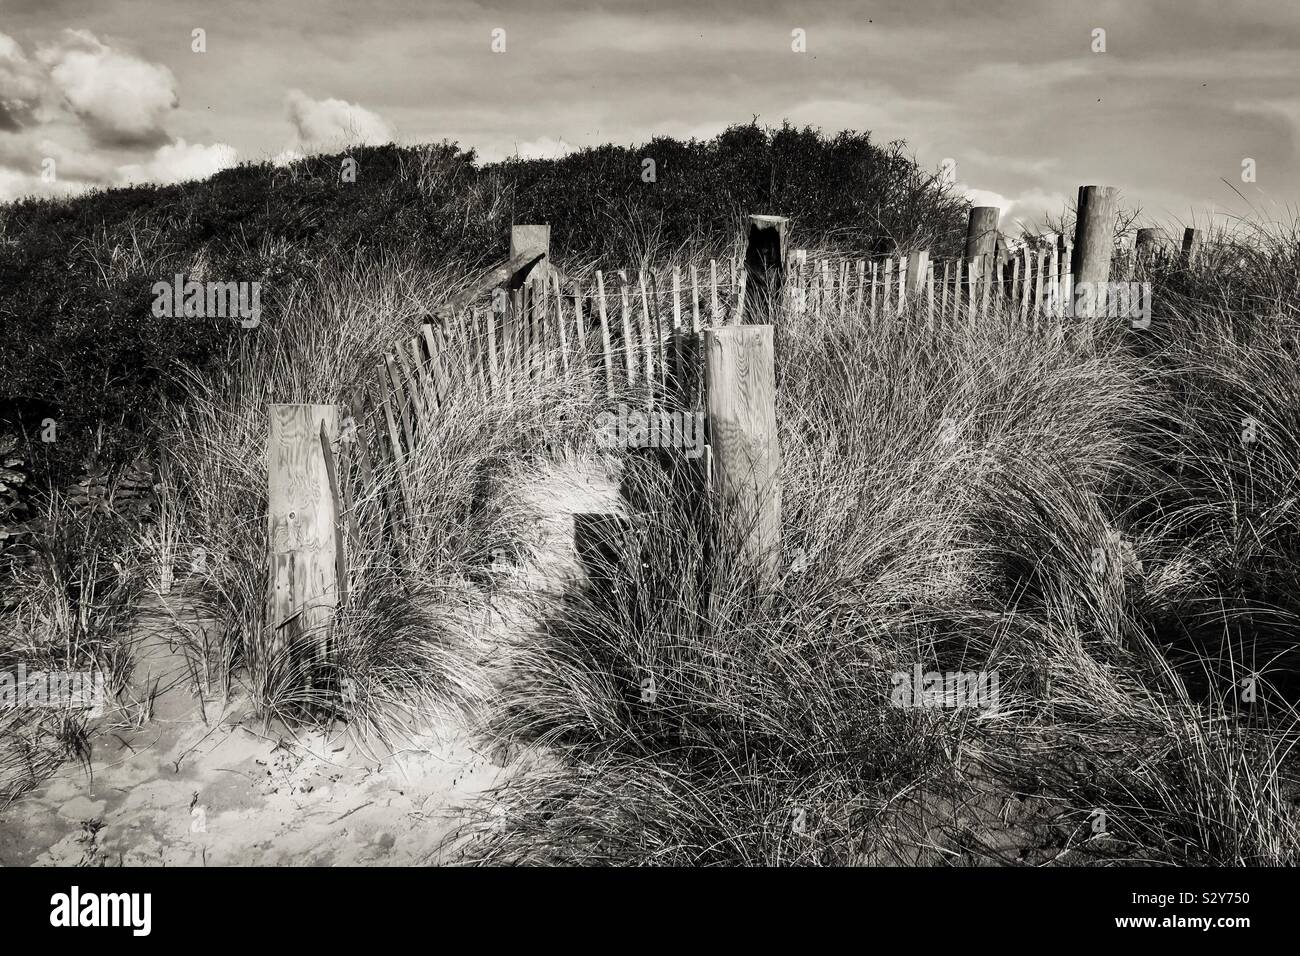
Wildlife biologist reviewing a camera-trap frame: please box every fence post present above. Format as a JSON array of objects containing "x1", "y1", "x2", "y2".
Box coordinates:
[
  {"x1": 1070, "y1": 185, "x2": 1119, "y2": 321},
  {"x1": 1180, "y1": 227, "x2": 1201, "y2": 267},
  {"x1": 906, "y1": 249, "x2": 930, "y2": 302},
  {"x1": 704, "y1": 325, "x2": 781, "y2": 582},
  {"x1": 1135, "y1": 227, "x2": 1164, "y2": 268},
  {"x1": 964, "y1": 206, "x2": 1000, "y2": 280},
  {"x1": 509, "y1": 224, "x2": 550, "y2": 288},
  {"x1": 267, "y1": 403, "x2": 340, "y2": 667},
  {"x1": 743, "y1": 215, "x2": 789, "y2": 325}
]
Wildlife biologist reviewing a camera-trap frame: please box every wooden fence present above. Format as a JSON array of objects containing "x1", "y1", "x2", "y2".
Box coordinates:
[{"x1": 268, "y1": 183, "x2": 1153, "y2": 660}]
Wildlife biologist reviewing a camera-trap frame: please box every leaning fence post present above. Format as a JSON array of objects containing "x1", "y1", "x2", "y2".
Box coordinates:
[
  {"x1": 267, "y1": 403, "x2": 340, "y2": 670},
  {"x1": 508, "y1": 224, "x2": 550, "y2": 285},
  {"x1": 1070, "y1": 185, "x2": 1119, "y2": 322},
  {"x1": 704, "y1": 325, "x2": 781, "y2": 583},
  {"x1": 743, "y1": 215, "x2": 789, "y2": 325}
]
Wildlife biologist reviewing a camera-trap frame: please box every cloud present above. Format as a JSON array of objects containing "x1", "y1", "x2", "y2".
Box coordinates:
[
  {"x1": 957, "y1": 184, "x2": 1069, "y2": 236},
  {"x1": 0, "y1": 164, "x2": 79, "y2": 202},
  {"x1": 36, "y1": 29, "x2": 177, "y2": 147},
  {"x1": 0, "y1": 31, "x2": 236, "y2": 203},
  {"x1": 117, "y1": 138, "x2": 237, "y2": 186},
  {"x1": 0, "y1": 32, "x2": 45, "y2": 131},
  {"x1": 513, "y1": 136, "x2": 574, "y2": 160},
  {"x1": 285, "y1": 89, "x2": 392, "y2": 152}
]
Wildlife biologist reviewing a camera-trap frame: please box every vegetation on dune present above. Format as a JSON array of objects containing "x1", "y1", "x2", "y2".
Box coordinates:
[
  {"x1": 0, "y1": 122, "x2": 964, "y2": 490},
  {"x1": 2, "y1": 119, "x2": 1299, "y2": 864}
]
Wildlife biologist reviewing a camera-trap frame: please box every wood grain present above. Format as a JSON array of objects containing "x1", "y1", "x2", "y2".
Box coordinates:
[
  {"x1": 267, "y1": 404, "x2": 340, "y2": 666},
  {"x1": 704, "y1": 325, "x2": 781, "y2": 581}
]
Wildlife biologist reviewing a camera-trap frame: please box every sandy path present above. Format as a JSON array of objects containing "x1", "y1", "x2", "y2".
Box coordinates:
[{"x1": 0, "y1": 455, "x2": 619, "y2": 866}]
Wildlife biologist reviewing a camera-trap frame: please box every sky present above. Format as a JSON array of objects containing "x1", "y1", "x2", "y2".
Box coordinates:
[{"x1": 2, "y1": 0, "x2": 1299, "y2": 234}]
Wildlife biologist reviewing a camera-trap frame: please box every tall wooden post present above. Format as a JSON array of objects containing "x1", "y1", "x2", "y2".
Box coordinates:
[
  {"x1": 964, "y1": 206, "x2": 1000, "y2": 279},
  {"x1": 1070, "y1": 185, "x2": 1119, "y2": 320},
  {"x1": 704, "y1": 325, "x2": 781, "y2": 582},
  {"x1": 267, "y1": 403, "x2": 340, "y2": 665},
  {"x1": 743, "y1": 215, "x2": 789, "y2": 325}
]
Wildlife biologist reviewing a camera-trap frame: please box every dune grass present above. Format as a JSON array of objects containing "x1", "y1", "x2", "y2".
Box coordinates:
[
  {"x1": 5, "y1": 210, "x2": 1299, "y2": 865},
  {"x1": 451, "y1": 232, "x2": 1300, "y2": 866}
]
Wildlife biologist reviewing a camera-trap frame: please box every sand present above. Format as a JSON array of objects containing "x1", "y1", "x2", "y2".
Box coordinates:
[{"x1": 0, "y1": 455, "x2": 619, "y2": 866}]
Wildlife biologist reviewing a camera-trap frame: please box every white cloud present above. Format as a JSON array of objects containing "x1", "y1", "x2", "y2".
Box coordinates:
[
  {"x1": 117, "y1": 138, "x2": 237, "y2": 186},
  {"x1": 0, "y1": 31, "x2": 241, "y2": 202},
  {"x1": 956, "y1": 184, "x2": 1069, "y2": 236},
  {"x1": 514, "y1": 136, "x2": 574, "y2": 160},
  {"x1": 284, "y1": 89, "x2": 392, "y2": 152},
  {"x1": 0, "y1": 163, "x2": 91, "y2": 203},
  {"x1": 36, "y1": 29, "x2": 177, "y2": 146},
  {"x1": 0, "y1": 32, "x2": 45, "y2": 131}
]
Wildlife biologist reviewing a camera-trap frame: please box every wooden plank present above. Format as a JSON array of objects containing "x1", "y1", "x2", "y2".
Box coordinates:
[
  {"x1": 691, "y1": 264, "x2": 701, "y2": 333},
  {"x1": 710, "y1": 259, "x2": 720, "y2": 323},
  {"x1": 638, "y1": 270, "x2": 654, "y2": 386},
  {"x1": 319, "y1": 419, "x2": 348, "y2": 608},
  {"x1": 620, "y1": 271, "x2": 636, "y2": 384},
  {"x1": 482, "y1": 308, "x2": 498, "y2": 390},
  {"x1": 941, "y1": 260, "x2": 951, "y2": 321},
  {"x1": 838, "y1": 260, "x2": 849, "y2": 317},
  {"x1": 534, "y1": 278, "x2": 547, "y2": 378},
  {"x1": 883, "y1": 258, "x2": 894, "y2": 315},
  {"x1": 703, "y1": 325, "x2": 781, "y2": 582},
  {"x1": 573, "y1": 280, "x2": 586, "y2": 347},
  {"x1": 980, "y1": 259, "x2": 992, "y2": 317},
  {"x1": 967, "y1": 260, "x2": 977, "y2": 320},
  {"x1": 554, "y1": 270, "x2": 570, "y2": 374},
  {"x1": 392, "y1": 343, "x2": 426, "y2": 424},
  {"x1": 1011, "y1": 252, "x2": 1022, "y2": 310},
  {"x1": 672, "y1": 265, "x2": 683, "y2": 386},
  {"x1": 376, "y1": 364, "x2": 407, "y2": 475},
  {"x1": 596, "y1": 270, "x2": 615, "y2": 395},
  {"x1": 408, "y1": 336, "x2": 437, "y2": 415},
  {"x1": 649, "y1": 269, "x2": 667, "y2": 388},
  {"x1": 854, "y1": 259, "x2": 866, "y2": 317},
  {"x1": 267, "y1": 403, "x2": 339, "y2": 665},
  {"x1": 384, "y1": 353, "x2": 417, "y2": 454},
  {"x1": 420, "y1": 325, "x2": 449, "y2": 408},
  {"x1": 335, "y1": 425, "x2": 362, "y2": 560},
  {"x1": 1019, "y1": 247, "x2": 1032, "y2": 325},
  {"x1": 506, "y1": 289, "x2": 520, "y2": 394},
  {"x1": 926, "y1": 260, "x2": 935, "y2": 330},
  {"x1": 345, "y1": 389, "x2": 377, "y2": 492},
  {"x1": 1046, "y1": 242, "x2": 1058, "y2": 319}
]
